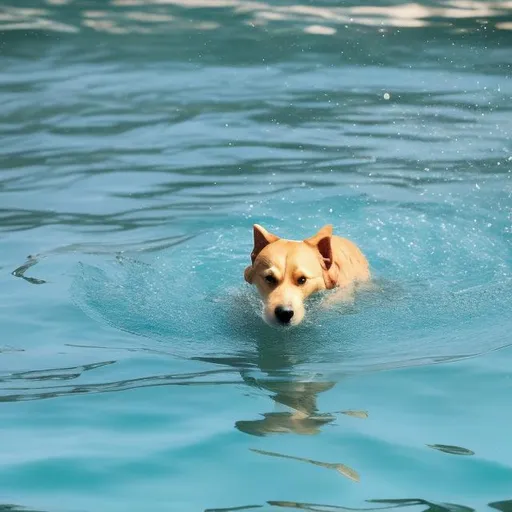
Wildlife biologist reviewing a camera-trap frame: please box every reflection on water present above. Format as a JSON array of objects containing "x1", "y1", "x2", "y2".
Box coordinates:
[
  {"x1": 1, "y1": 0, "x2": 512, "y2": 34},
  {"x1": 0, "y1": 506, "x2": 46, "y2": 512},
  {"x1": 365, "y1": 499, "x2": 475, "y2": 511},
  {"x1": 0, "y1": 360, "x2": 241, "y2": 402},
  {"x1": 198, "y1": 339, "x2": 341, "y2": 436},
  {"x1": 366, "y1": 499, "x2": 475, "y2": 511},
  {"x1": 231, "y1": 352, "x2": 365, "y2": 437},
  {"x1": 205, "y1": 506, "x2": 263, "y2": 512},
  {"x1": 426, "y1": 444, "x2": 475, "y2": 456},
  {"x1": 339, "y1": 410, "x2": 369, "y2": 420},
  {"x1": 203, "y1": 498, "x2": 512, "y2": 511},
  {"x1": 250, "y1": 448, "x2": 360, "y2": 482},
  {"x1": 0, "y1": 360, "x2": 115, "y2": 383},
  {"x1": 1, "y1": 324, "x2": 347, "y2": 437},
  {"x1": 11, "y1": 255, "x2": 46, "y2": 285},
  {"x1": 489, "y1": 502, "x2": 512, "y2": 512},
  {"x1": 235, "y1": 384, "x2": 337, "y2": 437},
  {"x1": 3, "y1": 499, "x2": 512, "y2": 512}
]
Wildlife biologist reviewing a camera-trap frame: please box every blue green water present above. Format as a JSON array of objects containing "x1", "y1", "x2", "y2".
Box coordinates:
[{"x1": 1, "y1": 1, "x2": 512, "y2": 511}]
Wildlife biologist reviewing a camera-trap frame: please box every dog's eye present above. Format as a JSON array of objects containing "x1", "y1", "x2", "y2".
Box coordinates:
[
  {"x1": 265, "y1": 275, "x2": 277, "y2": 285},
  {"x1": 297, "y1": 276, "x2": 307, "y2": 285}
]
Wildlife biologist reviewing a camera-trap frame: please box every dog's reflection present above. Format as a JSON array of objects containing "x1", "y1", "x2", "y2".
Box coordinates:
[
  {"x1": 235, "y1": 378, "x2": 336, "y2": 436},
  {"x1": 196, "y1": 322, "x2": 340, "y2": 436}
]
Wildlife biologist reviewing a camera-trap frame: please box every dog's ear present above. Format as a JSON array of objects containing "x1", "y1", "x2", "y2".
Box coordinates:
[
  {"x1": 250, "y1": 224, "x2": 279, "y2": 264},
  {"x1": 305, "y1": 225, "x2": 338, "y2": 289},
  {"x1": 305, "y1": 225, "x2": 333, "y2": 269}
]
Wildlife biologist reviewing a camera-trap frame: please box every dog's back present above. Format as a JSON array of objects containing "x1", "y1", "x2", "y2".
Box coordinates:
[{"x1": 331, "y1": 236, "x2": 371, "y2": 287}]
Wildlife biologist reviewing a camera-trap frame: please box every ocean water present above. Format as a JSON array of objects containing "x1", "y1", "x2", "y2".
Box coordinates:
[{"x1": 1, "y1": 1, "x2": 512, "y2": 511}]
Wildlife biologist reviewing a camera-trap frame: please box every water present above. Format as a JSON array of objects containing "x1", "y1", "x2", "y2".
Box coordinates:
[{"x1": 1, "y1": 1, "x2": 512, "y2": 511}]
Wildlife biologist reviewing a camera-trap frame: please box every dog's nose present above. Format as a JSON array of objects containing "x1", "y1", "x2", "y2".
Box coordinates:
[{"x1": 275, "y1": 306, "x2": 294, "y2": 325}]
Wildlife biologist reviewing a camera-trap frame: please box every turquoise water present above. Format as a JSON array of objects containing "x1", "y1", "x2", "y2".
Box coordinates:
[{"x1": 1, "y1": 1, "x2": 512, "y2": 511}]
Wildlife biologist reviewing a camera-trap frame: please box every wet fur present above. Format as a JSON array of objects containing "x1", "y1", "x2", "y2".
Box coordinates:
[{"x1": 244, "y1": 224, "x2": 371, "y2": 326}]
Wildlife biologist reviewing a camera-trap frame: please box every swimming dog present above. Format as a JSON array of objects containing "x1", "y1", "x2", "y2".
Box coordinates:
[{"x1": 244, "y1": 224, "x2": 370, "y2": 326}]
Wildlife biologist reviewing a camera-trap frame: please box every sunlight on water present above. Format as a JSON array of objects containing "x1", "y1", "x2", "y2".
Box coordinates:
[{"x1": 1, "y1": 0, "x2": 512, "y2": 34}]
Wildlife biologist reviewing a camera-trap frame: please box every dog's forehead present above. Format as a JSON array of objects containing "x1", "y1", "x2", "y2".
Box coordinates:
[
  {"x1": 287, "y1": 244, "x2": 322, "y2": 271},
  {"x1": 256, "y1": 240, "x2": 290, "y2": 268},
  {"x1": 257, "y1": 240, "x2": 319, "y2": 270}
]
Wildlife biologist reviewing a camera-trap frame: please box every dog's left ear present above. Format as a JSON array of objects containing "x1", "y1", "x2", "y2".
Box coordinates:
[
  {"x1": 305, "y1": 225, "x2": 333, "y2": 268},
  {"x1": 305, "y1": 225, "x2": 338, "y2": 288}
]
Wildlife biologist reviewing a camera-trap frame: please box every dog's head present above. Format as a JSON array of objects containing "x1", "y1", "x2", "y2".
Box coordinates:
[{"x1": 244, "y1": 224, "x2": 339, "y2": 326}]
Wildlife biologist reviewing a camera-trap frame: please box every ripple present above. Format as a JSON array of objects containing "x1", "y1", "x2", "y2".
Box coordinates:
[
  {"x1": 2, "y1": 0, "x2": 512, "y2": 36},
  {"x1": 0, "y1": 0, "x2": 512, "y2": 36},
  {"x1": 250, "y1": 448, "x2": 360, "y2": 482},
  {"x1": 204, "y1": 498, "x2": 512, "y2": 511},
  {"x1": 68, "y1": 189, "x2": 512, "y2": 377},
  {"x1": 0, "y1": 359, "x2": 241, "y2": 402},
  {"x1": 0, "y1": 506, "x2": 46, "y2": 512},
  {"x1": 427, "y1": 444, "x2": 475, "y2": 456},
  {"x1": 0, "y1": 1, "x2": 511, "y2": 510}
]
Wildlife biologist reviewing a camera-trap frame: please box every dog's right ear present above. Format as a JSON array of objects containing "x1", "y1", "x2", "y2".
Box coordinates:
[
  {"x1": 245, "y1": 224, "x2": 280, "y2": 284},
  {"x1": 250, "y1": 224, "x2": 280, "y2": 264}
]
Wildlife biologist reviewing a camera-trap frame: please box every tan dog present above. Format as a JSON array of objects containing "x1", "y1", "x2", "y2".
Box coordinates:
[{"x1": 244, "y1": 224, "x2": 370, "y2": 326}]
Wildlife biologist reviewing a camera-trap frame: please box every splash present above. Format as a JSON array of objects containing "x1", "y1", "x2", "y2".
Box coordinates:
[{"x1": 71, "y1": 192, "x2": 512, "y2": 377}]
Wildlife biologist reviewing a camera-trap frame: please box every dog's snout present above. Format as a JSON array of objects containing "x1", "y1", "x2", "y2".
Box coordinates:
[{"x1": 275, "y1": 306, "x2": 294, "y2": 325}]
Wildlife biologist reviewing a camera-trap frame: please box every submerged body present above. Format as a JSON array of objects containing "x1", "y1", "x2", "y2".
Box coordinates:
[{"x1": 244, "y1": 224, "x2": 370, "y2": 326}]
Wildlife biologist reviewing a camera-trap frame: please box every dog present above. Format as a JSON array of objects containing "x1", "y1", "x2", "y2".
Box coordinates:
[{"x1": 244, "y1": 224, "x2": 370, "y2": 326}]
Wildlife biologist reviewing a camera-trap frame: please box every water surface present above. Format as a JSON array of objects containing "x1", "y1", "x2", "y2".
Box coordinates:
[{"x1": 1, "y1": 1, "x2": 511, "y2": 511}]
